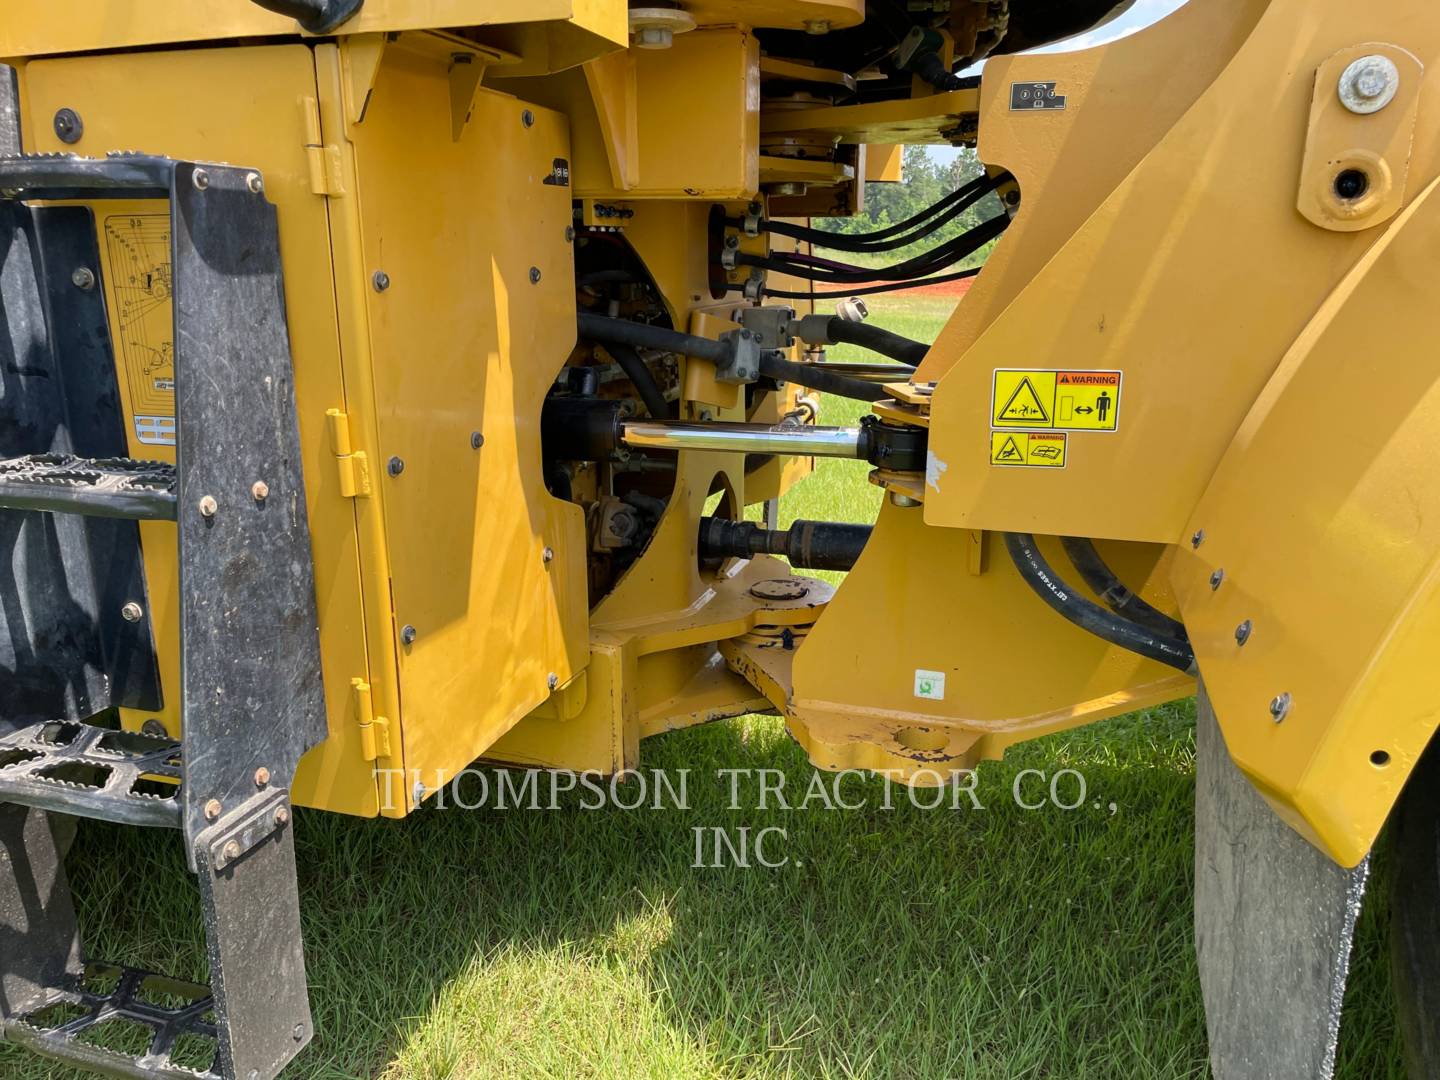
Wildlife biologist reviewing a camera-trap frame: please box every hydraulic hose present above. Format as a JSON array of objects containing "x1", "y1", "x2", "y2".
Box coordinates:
[
  {"x1": 820, "y1": 319, "x2": 928, "y2": 366},
  {"x1": 601, "y1": 341, "x2": 673, "y2": 420},
  {"x1": 1004, "y1": 533, "x2": 1196, "y2": 674},
  {"x1": 754, "y1": 266, "x2": 982, "y2": 302},
  {"x1": 1059, "y1": 537, "x2": 1187, "y2": 639},
  {"x1": 759, "y1": 353, "x2": 887, "y2": 402},
  {"x1": 578, "y1": 312, "x2": 728, "y2": 364}
]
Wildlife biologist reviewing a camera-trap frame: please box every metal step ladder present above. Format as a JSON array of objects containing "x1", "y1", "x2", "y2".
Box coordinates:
[{"x1": 0, "y1": 128, "x2": 327, "y2": 1077}]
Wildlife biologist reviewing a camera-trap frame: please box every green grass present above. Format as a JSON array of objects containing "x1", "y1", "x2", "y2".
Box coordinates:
[{"x1": 0, "y1": 296, "x2": 1405, "y2": 1079}]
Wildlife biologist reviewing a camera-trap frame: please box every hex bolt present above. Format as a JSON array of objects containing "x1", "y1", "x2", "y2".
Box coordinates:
[
  {"x1": 142, "y1": 719, "x2": 168, "y2": 736},
  {"x1": 522, "y1": 109, "x2": 536, "y2": 128},
  {"x1": 804, "y1": 19, "x2": 831, "y2": 34},
  {"x1": 204, "y1": 799, "x2": 222, "y2": 821},
  {"x1": 387, "y1": 456, "x2": 405, "y2": 477},
  {"x1": 542, "y1": 546, "x2": 555, "y2": 564},
  {"x1": 471, "y1": 431, "x2": 484, "y2": 450},
  {"x1": 192, "y1": 168, "x2": 210, "y2": 191},
  {"x1": 275, "y1": 806, "x2": 291, "y2": 827},
  {"x1": 254, "y1": 767, "x2": 271, "y2": 787},
  {"x1": 245, "y1": 172, "x2": 264, "y2": 194},
  {"x1": 121, "y1": 601, "x2": 144, "y2": 623},
  {"x1": 529, "y1": 266, "x2": 542, "y2": 284},
  {"x1": 547, "y1": 672, "x2": 559, "y2": 690},
  {"x1": 564, "y1": 226, "x2": 576, "y2": 243},
  {"x1": 1209, "y1": 568, "x2": 1225, "y2": 591},
  {"x1": 400, "y1": 624, "x2": 417, "y2": 646},
  {"x1": 889, "y1": 492, "x2": 922, "y2": 508},
  {"x1": 198, "y1": 495, "x2": 218, "y2": 518},
  {"x1": 1235, "y1": 619, "x2": 1253, "y2": 646},
  {"x1": 1191, "y1": 529, "x2": 1205, "y2": 549},
  {"x1": 372, "y1": 270, "x2": 391, "y2": 293},
  {"x1": 293, "y1": 1023, "x2": 306, "y2": 1041},
  {"x1": 251, "y1": 480, "x2": 270, "y2": 502},
  {"x1": 222, "y1": 840, "x2": 242, "y2": 862},
  {"x1": 71, "y1": 267, "x2": 96, "y2": 290},
  {"x1": 1269, "y1": 692, "x2": 1292, "y2": 724},
  {"x1": 53, "y1": 108, "x2": 83, "y2": 144},
  {"x1": 1339, "y1": 55, "x2": 1401, "y2": 115}
]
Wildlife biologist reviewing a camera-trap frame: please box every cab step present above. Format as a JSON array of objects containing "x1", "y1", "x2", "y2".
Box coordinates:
[
  {"x1": 0, "y1": 720, "x2": 182, "y2": 829},
  {"x1": 0, "y1": 454, "x2": 176, "y2": 520},
  {"x1": 4, "y1": 963, "x2": 221, "y2": 1080}
]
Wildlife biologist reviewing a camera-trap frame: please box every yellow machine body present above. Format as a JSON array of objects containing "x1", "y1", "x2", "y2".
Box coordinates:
[{"x1": 4, "y1": 0, "x2": 1437, "y2": 873}]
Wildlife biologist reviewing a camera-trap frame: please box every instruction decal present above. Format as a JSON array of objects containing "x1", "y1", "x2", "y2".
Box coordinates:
[
  {"x1": 1010, "y1": 82, "x2": 1067, "y2": 111},
  {"x1": 990, "y1": 431, "x2": 1067, "y2": 469},
  {"x1": 991, "y1": 369, "x2": 1121, "y2": 432}
]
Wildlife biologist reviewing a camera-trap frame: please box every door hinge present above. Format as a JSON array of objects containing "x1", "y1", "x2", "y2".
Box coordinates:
[
  {"x1": 352, "y1": 678, "x2": 392, "y2": 762},
  {"x1": 300, "y1": 95, "x2": 346, "y2": 197},
  {"x1": 326, "y1": 408, "x2": 371, "y2": 498}
]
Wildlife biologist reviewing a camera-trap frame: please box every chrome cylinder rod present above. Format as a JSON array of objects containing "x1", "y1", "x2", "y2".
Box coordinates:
[{"x1": 620, "y1": 420, "x2": 863, "y2": 459}]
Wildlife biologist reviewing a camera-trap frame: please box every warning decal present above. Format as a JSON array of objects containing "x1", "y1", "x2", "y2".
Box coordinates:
[
  {"x1": 990, "y1": 431, "x2": 1067, "y2": 468},
  {"x1": 992, "y1": 369, "x2": 1121, "y2": 432}
]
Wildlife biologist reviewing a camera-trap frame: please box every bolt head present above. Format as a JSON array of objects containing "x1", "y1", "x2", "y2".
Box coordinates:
[
  {"x1": 636, "y1": 26, "x2": 674, "y2": 48},
  {"x1": 142, "y1": 719, "x2": 168, "y2": 736},
  {"x1": 400, "y1": 624, "x2": 417, "y2": 646},
  {"x1": 198, "y1": 495, "x2": 218, "y2": 518},
  {"x1": 1269, "y1": 692, "x2": 1292, "y2": 723},
  {"x1": 121, "y1": 601, "x2": 144, "y2": 623},
  {"x1": 564, "y1": 226, "x2": 576, "y2": 243},
  {"x1": 53, "y1": 108, "x2": 83, "y2": 144},
  {"x1": 71, "y1": 267, "x2": 96, "y2": 290},
  {"x1": 547, "y1": 672, "x2": 559, "y2": 690},
  {"x1": 372, "y1": 270, "x2": 391, "y2": 293},
  {"x1": 1235, "y1": 619, "x2": 1253, "y2": 646},
  {"x1": 254, "y1": 767, "x2": 271, "y2": 787},
  {"x1": 803, "y1": 19, "x2": 831, "y2": 34},
  {"x1": 1209, "y1": 568, "x2": 1225, "y2": 591},
  {"x1": 1339, "y1": 55, "x2": 1400, "y2": 114},
  {"x1": 1191, "y1": 529, "x2": 1205, "y2": 549},
  {"x1": 204, "y1": 799, "x2": 222, "y2": 821},
  {"x1": 251, "y1": 480, "x2": 270, "y2": 501},
  {"x1": 245, "y1": 171, "x2": 264, "y2": 194},
  {"x1": 222, "y1": 840, "x2": 242, "y2": 861},
  {"x1": 293, "y1": 1023, "x2": 305, "y2": 1041},
  {"x1": 387, "y1": 456, "x2": 405, "y2": 477},
  {"x1": 275, "y1": 806, "x2": 291, "y2": 826},
  {"x1": 521, "y1": 109, "x2": 536, "y2": 128},
  {"x1": 542, "y1": 546, "x2": 555, "y2": 564},
  {"x1": 529, "y1": 266, "x2": 542, "y2": 284},
  {"x1": 192, "y1": 168, "x2": 210, "y2": 191},
  {"x1": 471, "y1": 431, "x2": 484, "y2": 450}
]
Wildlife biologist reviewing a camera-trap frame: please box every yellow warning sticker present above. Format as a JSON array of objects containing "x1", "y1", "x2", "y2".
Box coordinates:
[
  {"x1": 990, "y1": 431, "x2": 1068, "y2": 468},
  {"x1": 992, "y1": 369, "x2": 1121, "y2": 431}
]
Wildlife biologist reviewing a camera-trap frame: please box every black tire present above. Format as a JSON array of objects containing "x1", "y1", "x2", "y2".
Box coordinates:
[{"x1": 1390, "y1": 736, "x2": 1440, "y2": 1077}]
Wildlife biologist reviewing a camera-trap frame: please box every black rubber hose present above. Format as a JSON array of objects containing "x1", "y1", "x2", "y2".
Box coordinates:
[
  {"x1": 249, "y1": 0, "x2": 364, "y2": 33},
  {"x1": 1004, "y1": 533, "x2": 1196, "y2": 674},
  {"x1": 823, "y1": 319, "x2": 928, "y2": 365},
  {"x1": 602, "y1": 342, "x2": 673, "y2": 420},
  {"x1": 760, "y1": 174, "x2": 998, "y2": 253},
  {"x1": 1060, "y1": 537, "x2": 1187, "y2": 639},
  {"x1": 758, "y1": 354, "x2": 888, "y2": 402},
  {"x1": 578, "y1": 312, "x2": 728, "y2": 364},
  {"x1": 739, "y1": 213, "x2": 1009, "y2": 284},
  {"x1": 753, "y1": 266, "x2": 982, "y2": 301}
]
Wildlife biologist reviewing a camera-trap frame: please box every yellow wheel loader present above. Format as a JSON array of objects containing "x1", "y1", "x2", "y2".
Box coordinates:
[{"x1": 0, "y1": 0, "x2": 1437, "y2": 1076}]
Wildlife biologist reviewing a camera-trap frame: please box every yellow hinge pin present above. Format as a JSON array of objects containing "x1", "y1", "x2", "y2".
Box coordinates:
[
  {"x1": 300, "y1": 95, "x2": 344, "y2": 197},
  {"x1": 352, "y1": 678, "x2": 391, "y2": 762},
  {"x1": 326, "y1": 409, "x2": 372, "y2": 498}
]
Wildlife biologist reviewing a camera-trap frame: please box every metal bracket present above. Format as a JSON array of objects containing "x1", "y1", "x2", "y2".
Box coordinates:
[{"x1": 197, "y1": 789, "x2": 291, "y2": 874}]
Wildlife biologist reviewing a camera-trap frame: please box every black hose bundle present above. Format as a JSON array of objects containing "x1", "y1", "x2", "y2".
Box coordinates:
[
  {"x1": 821, "y1": 320, "x2": 928, "y2": 365},
  {"x1": 755, "y1": 265, "x2": 983, "y2": 302},
  {"x1": 1059, "y1": 537, "x2": 1187, "y2": 639},
  {"x1": 1004, "y1": 533, "x2": 1196, "y2": 674}
]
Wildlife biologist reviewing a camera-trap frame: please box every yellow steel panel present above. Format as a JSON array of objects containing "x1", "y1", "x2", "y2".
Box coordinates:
[
  {"x1": 914, "y1": 0, "x2": 1270, "y2": 384},
  {"x1": 337, "y1": 38, "x2": 587, "y2": 801},
  {"x1": 924, "y1": 0, "x2": 1440, "y2": 543},
  {"x1": 0, "y1": 1, "x2": 626, "y2": 61},
  {"x1": 20, "y1": 45, "x2": 380, "y2": 816},
  {"x1": 684, "y1": 0, "x2": 862, "y2": 32},
  {"x1": 1173, "y1": 176, "x2": 1440, "y2": 868},
  {"x1": 865, "y1": 143, "x2": 904, "y2": 183},
  {"x1": 778, "y1": 507, "x2": 1191, "y2": 780}
]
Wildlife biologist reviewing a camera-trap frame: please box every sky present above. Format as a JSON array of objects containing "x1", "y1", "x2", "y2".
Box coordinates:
[{"x1": 928, "y1": 0, "x2": 1190, "y2": 164}]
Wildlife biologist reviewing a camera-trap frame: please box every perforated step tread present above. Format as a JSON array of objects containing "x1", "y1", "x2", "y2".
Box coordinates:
[
  {"x1": 0, "y1": 453, "x2": 176, "y2": 520},
  {"x1": 3, "y1": 963, "x2": 220, "y2": 1080},
  {"x1": 0, "y1": 721, "x2": 182, "y2": 828}
]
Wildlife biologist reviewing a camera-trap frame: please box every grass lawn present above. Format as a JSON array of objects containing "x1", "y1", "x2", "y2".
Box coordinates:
[{"x1": 0, "y1": 295, "x2": 1405, "y2": 1079}]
